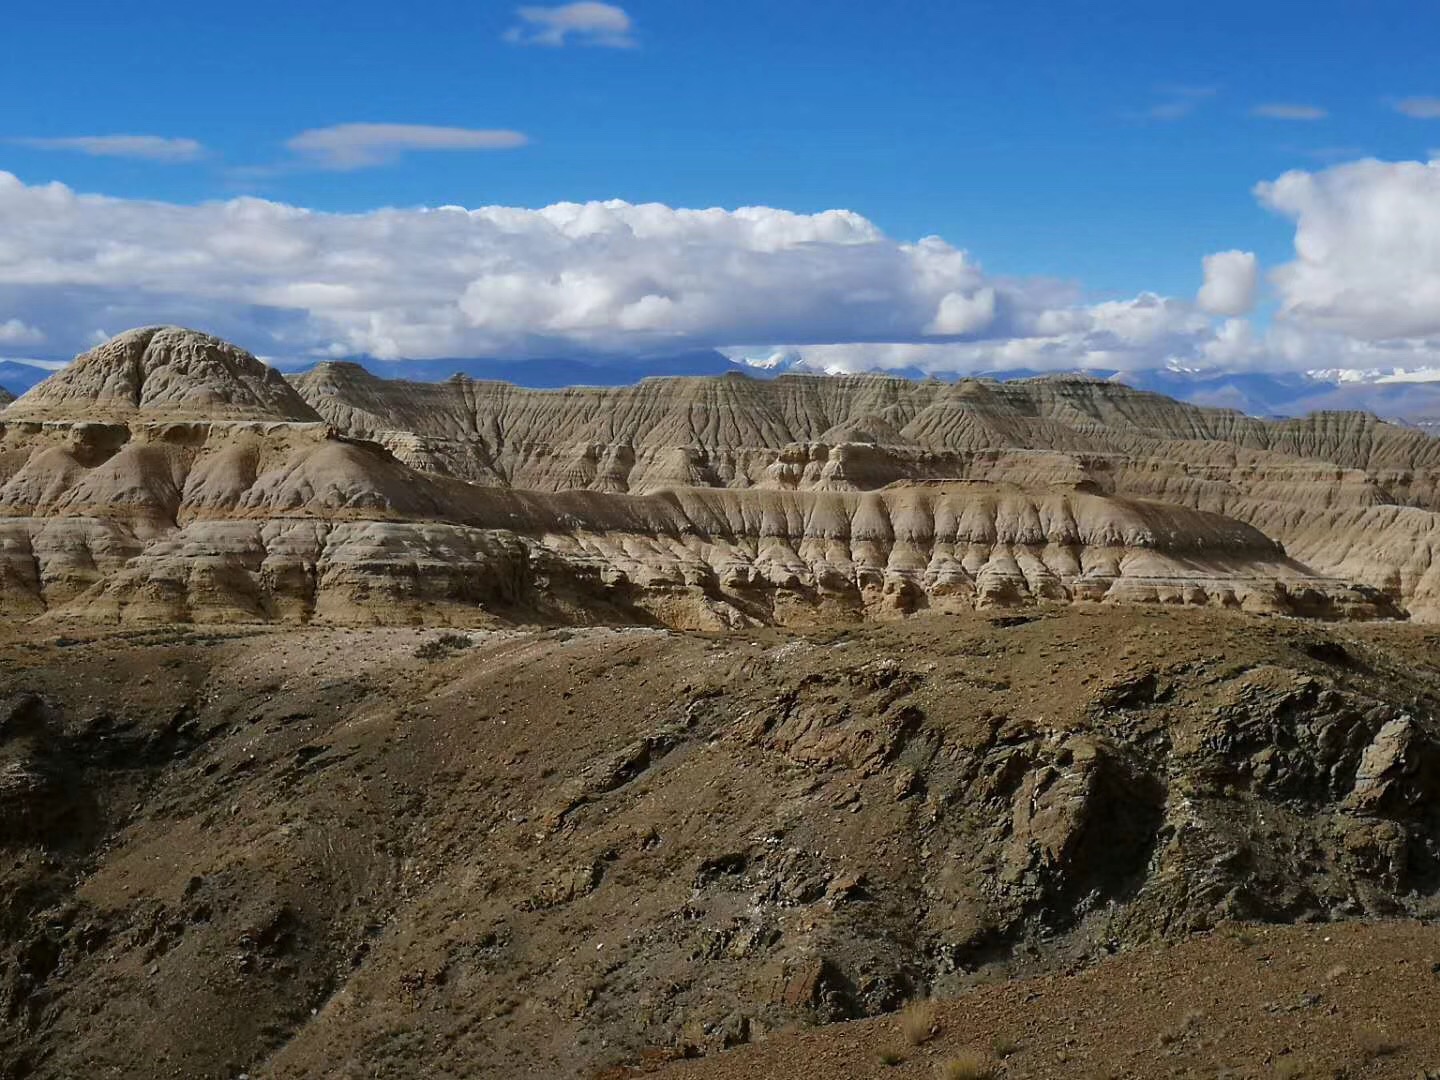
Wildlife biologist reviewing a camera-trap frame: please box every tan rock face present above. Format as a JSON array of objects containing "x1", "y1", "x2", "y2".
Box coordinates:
[
  {"x1": 0, "y1": 328, "x2": 1424, "y2": 625},
  {"x1": 290, "y1": 361, "x2": 1440, "y2": 620},
  {"x1": 0, "y1": 418, "x2": 1384, "y2": 625},
  {"x1": 4, "y1": 327, "x2": 321, "y2": 423},
  {"x1": 290, "y1": 363, "x2": 1440, "y2": 492}
]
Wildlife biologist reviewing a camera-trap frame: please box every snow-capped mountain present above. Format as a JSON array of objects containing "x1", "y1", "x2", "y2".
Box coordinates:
[
  {"x1": 726, "y1": 352, "x2": 1440, "y2": 425},
  {"x1": 11, "y1": 342, "x2": 1440, "y2": 433}
]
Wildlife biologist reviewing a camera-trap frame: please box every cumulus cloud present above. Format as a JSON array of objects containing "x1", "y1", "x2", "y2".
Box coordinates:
[
  {"x1": 733, "y1": 294, "x2": 1224, "y2": 376},
  {"x1": 1250, "y1": 103, "x2": 1327, "y2": 121},
  {"x1": 285, "y1": 124, "x2": 529, "y2": 170},
  {"x1": 732, "y1": 315, "x2": 1440, "y2": 380},
  {"x1": 0, "y1": 170, "x2": 1213, "y2": 367},
  {"x1": 5, "y1": 158, "x2": 1440, "y2": 379},
  {"x1": 0, "y1": 319, "x2": 44, "y2": 345},
  {"x1": 504, "y1": 3, "x2": 636, "y2": 48},
  {"x1": 1394, "y1": 97, "x2": 1440, "y2": 119},
  {"x1": 1197, "y1": 250, "x2": 1259, "y2": 316},
  {"x1": 10, "y1": 135, "x2": 204, "y2": 162},
  {"x1": 1257, "y1": 158, "x2": 1440, "y2": 339}
]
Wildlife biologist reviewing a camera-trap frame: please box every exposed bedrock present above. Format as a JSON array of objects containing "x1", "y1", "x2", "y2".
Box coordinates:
[{"x1": 0, "y1": 328, "x2": 1429, "y2": 624}]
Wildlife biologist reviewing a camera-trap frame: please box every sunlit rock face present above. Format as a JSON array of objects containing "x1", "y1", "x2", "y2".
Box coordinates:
[{"x1": 0, "y1": 329, "x2": 1424, "y2": 625}]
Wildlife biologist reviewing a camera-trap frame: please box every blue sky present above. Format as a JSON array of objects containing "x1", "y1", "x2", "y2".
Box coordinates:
[{"x1": 3, "y1": 1, "x2": 1440, "y2": 375}]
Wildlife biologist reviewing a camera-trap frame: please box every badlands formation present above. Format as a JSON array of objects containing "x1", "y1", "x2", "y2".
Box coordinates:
[
  {"x1": 2, "y1": 325, "x2": 1436, "y2": 627},
  {"x1": 4, "y1": 328, "x2": 1440, "y2": 1079}
]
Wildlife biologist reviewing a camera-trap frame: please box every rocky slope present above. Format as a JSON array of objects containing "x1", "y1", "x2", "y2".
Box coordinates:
[
  {"x1": 6, "y1": 327, "x2": 320, "y2": 424},
  {"x1": 662, "y1": 919, "x2": 1440, "y2": 1079},
  {"x1": 1, "y1": 610, "x2": 1438, "y2": 1077},
  {"x1": 0, "y1": 417, "x2": 1381, "y2": 626},
  {"x1": 291, "y1": 361, "x2": 1440, "y2": 490},
  {"x1": 0, "y1": 328, "x2": 1397, "y2": 626},
  {"x1": 292, "y1": 358, "x2": 1440, "y2": 620}
]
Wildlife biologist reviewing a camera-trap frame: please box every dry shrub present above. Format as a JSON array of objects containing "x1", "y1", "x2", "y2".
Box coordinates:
[
  {"x1": 1355, "y1": 1027, "x2": 1402, "y2": 1059},
  {"x1": 938, "y1": 1050, "x2": 996, "y2": 1080},
  {"x1": 900, "y1": 999, "x2": 938, "y2": 1046},
  {"x1": 991, "y1": 1033, "x2": 1020, "y2": 1058},
  {"x1": 1272, "y1": 1058, "x2": 1314, "y2": 1079},
  {"x1": 414, "y1": 632, "x2": 474, "y2": 660},
  {"x1": 1158, "y1": 1009, "x2": 1205, "y2": 1046}
]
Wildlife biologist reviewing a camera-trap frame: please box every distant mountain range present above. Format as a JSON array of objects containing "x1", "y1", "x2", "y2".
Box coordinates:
[
  {"x1": 0, "y1": 360, "x2": 61, "y2": 396},
  {"x1": 6, "y1": 348, "x2": 1440, "y2": 429},
  {"x1": 727, "y1": 356, "x2": 1440, "y2": 430}
]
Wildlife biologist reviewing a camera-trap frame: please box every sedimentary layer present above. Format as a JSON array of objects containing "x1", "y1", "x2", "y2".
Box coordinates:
[
  {"x1": 291, "y1": 359, "x2": 1440, "y2": 619},
  {"x1": 0, "y1": 328, "x2": 1425, "y2": 625},
  {"x1": 0, "y1": 419, "x2": 1383, "y2": 626},
  {"x1": 7, "y1": 327, "x2": 321, "y2": 424}
]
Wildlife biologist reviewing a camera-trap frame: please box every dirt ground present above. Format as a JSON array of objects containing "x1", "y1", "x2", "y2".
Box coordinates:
[
  {"x1": 0, "y1": 608, "x2": 1438, "y2": 1078},
  {"x1": 660, "y1": 919, "x2": 1440, "y2": 1079}
]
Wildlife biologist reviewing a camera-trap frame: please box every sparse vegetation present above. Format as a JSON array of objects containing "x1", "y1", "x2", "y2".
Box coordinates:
[
  {"x1": 900, "y1": 999, "x2": 938, "y2": 1046},
  {"x1": 1356, "y1": 1027, "x2": 1403, "y2": 1060},
  {"x1": 414, "y1": 632, "x2": 475, "y2": 660},
  {"x1": 9, "y1": 607, "x2": 1440, "y2": 1077},
  {"x1": 991, "y1": 1033, "x2": 1020, "y2": 1058},
  {"x1": 1272, "y1": 1057, "x2": 1315, "y2": 1079},
  {"x1": 1157, "y1": 1009, "x2": 1204, "y2": 1047},
  {"x1": 938, "y1": 1050, "x2": 997, "y2": 1080}
]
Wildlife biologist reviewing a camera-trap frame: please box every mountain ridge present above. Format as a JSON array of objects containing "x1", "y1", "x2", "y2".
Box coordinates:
[{"x1": 0, "y1": 326, "x2": 1433, "y2": 624}]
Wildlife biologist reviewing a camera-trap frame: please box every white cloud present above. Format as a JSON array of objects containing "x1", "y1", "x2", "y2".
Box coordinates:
[
  {"x1": 0, "y1": 318, "x2": 44, "y2": 345},
  {"x1": 0, "y1": 170, "x2": 1221, "y2": 367},
  {"x1": 10, "y1": 135, "x2": 204, "y2": 162},
  {"x1": 285, "y1": 124, "x2": 529, "y2": 170},
  {"x1": 1197, "y1": 250, "x2": 1259, "y2": 316},
  {"x1": 1394, "y1": 97, "x2": 1440, "y2": 119},
  {"x1": 5, "y1": 158, "x2": 1440, "y2": 379},
  {"x1": 1250, "y1": 103, "x2": 1327, "y2": 121},
  {"x1": 1257, "y1": 158, "x2": 1440, "y2": 340},
  {"x1": 927, "y1": 287, "x2": 997, "y2": 334},
  {"x1": 504, "y1": 3, "x2": 636, "y2": 48},
  {"x1": 731, "y1": 316, "x2": 1440, "y2": 380},
  {"x1": 730, "y1": 294, "x2": 1224, "y2": 376}
]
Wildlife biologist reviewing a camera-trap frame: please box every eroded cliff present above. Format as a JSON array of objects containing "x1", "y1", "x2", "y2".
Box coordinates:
[
  {"x1": 0, "y1": 328, "x2": 1423, "y2": 625},
  {"x1": 291, "y1": 357, "x2": 1440, "y2": 620}
]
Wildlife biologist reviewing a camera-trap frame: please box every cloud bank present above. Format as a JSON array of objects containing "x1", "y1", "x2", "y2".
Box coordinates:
[{"x1": 1, "y1": 157, "x2": 1439, "y2": 377}]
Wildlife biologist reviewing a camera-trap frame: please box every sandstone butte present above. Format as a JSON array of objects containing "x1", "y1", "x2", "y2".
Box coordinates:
[{"x1": 4, "y1": 324, "x2": 1439, "y2": 627}]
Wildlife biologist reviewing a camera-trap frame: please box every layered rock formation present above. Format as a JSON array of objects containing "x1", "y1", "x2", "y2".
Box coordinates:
[
  {"x1": 292, "y1": 361, "x2": 1440, "y2": 492},
  {"x1": 7, "y1": 327, "x2": 321, "y2": 424},
  {"x1": 293, "y1": 360, "x2": 1440, "y2": 620},
  {"x1": 0, "y1": 327, "x2": 1419, "y2": 625}
]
